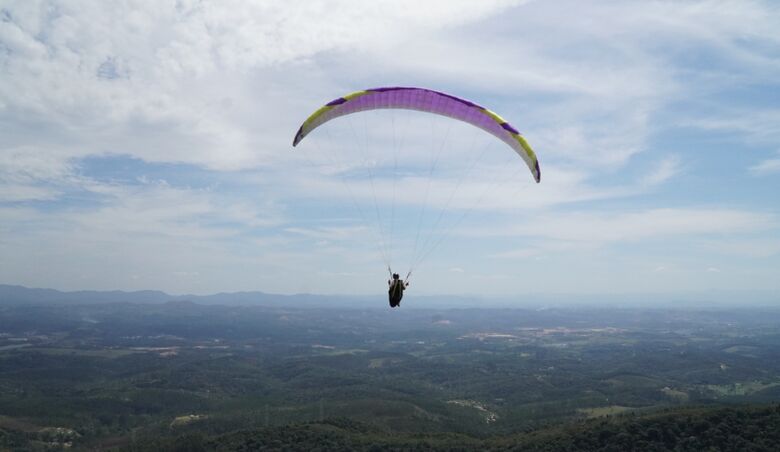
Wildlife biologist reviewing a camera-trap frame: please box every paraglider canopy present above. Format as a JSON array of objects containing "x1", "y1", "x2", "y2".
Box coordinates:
[{"x1": 292, "y1": 87, "x2": 540, "y2": 183}]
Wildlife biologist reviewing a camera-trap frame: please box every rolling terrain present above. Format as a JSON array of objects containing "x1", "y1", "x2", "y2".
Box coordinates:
[{"x1": 2, "y1": 288, "x2": 780, "y2": 449}]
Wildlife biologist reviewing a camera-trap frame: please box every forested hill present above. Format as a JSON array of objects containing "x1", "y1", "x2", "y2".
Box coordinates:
[{"x1": 133, "y1": 404, "x2": 780, "y2": 451}]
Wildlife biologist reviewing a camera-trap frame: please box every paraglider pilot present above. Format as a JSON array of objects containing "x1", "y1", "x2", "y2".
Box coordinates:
[{"x1": 388, "y1": 273, "x2": 409, "y2": 308}]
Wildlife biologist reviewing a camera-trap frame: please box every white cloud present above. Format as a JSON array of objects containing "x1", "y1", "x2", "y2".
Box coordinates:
[
  {"x1": 701, "y1": 238, "x2": 780, "y2": 258},
  {"x1": 0, "y1": 176, "x2": 283, "y2": 242},
  {"x1": 473, "y1": 208, "x2": 776, "y2": 243},
  {"x1": 284, "y1": 225, "x2": 370, "y2": 242},
  {"x1": 749, "y1": 150, "x2": 780, "y2": 175},
  {"x1": 684, "y1": 109, "x2": 780, "y2": 145},
  {"x1": 641, "y1": 156, "x2": 682, "y2": 187},
  {"x1": 490, "y1": 238, "x2": 599, "y2": 259},
  {"x1": 0, "y1": 145, "x2": 75, "y2": 201}
]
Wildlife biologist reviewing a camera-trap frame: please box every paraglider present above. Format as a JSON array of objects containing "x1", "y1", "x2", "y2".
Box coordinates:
[
  {"x1": 388, "y1": 273, "x2": 409, "y2": 308},
  {"x1": 292, "y1": 87, "x2": 540, "y2": 307}
]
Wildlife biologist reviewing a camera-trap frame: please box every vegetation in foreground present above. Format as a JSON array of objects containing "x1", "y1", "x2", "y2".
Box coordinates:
[{"x1": 123, "y1": 404, "x2": 780, "y2": 451}]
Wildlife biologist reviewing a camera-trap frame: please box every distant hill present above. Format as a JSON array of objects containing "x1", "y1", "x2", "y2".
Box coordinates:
[
  {"x1": 2, "y1": 283, "x2": 778, "y2": 309},
  {"x1": 0, "y1": 284, "x2": 487, "y2": 308},
  {"x1": 0, "y1": 284, "x2": 173, "y2": 305},
  {"x1": 0, "y1": 284, "x2": 351, "y2": 307},
  {"x1": 147, "y1": 404, "x2": 780, "y2": 451}
]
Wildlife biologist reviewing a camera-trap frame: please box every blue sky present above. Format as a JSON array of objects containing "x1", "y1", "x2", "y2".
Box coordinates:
[{"x1": 0, "y1": 0, "x2": 779, "y2": 298}]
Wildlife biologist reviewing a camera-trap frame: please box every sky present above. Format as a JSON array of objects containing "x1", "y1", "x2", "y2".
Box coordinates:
[{"x1": 1, "y1": 0, "x2": 779, "y2": 298}]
